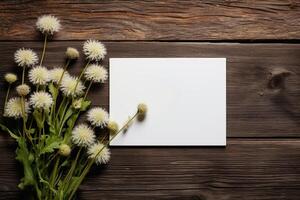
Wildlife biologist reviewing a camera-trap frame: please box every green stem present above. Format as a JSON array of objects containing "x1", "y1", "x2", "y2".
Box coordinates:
[
  {"x1": 58, "y1": 59, "x2": 70, "y2": 87},
  {"x1": 20, "y1": 97, "x2": 26, "y2": 137},
  {"x1": 78, "y1": 61, "x2": 90, "y2": 81},
  {"x1": 73, "y1": 61, "x2": 90, "y2": 95},
  {"x1": 4, "y1": 84, "x2": 11, "y2": 111},
  {"x1": 83, "y1": 81, "x2": 93, "y2": 100},
  {"x1": 56, "y1": 96, "x2": 66, "y2": 119},
  {"x1": 68, "y1": 112, "x2": 139, "y2": 199},
  {"x1": 40, "y1": 34, "x2": 48, "y2": 66},
  {"x1": 62, "y1": 148, "x2": 82, "y2": 193},
  {"x1": 58, "y1": 105, "x2": 71, "y2": 136},
  {"x1": 22, "y1": 66, "x2": 26, "y2": 84},
  {"x1": 49, "y1": 157, "x2": 60, "y2": 192},
  {"x1": 50, "y1": 59, "x2": 70, "y2": 123}
]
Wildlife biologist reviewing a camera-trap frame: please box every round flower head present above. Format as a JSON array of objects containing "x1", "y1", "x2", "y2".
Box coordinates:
[
  {"x1": 36, "y1": 15, "x2": 61, "y2": 35},
  {"x1": 72, "y1": 98, "x2": 83, "y2": 110},
  {"x1": 29, "y1": 66, "x2": 50, "y2": 85},
  {"x1": 107, "y1": 121, "x2": 119, "y2": 135},
  {"x1": 4, "y1": 97, "x2": 30, "y2": 119},
  {"x1": 137, "y1": 103, "x2": 147, "y2": 116},
  {"x1": 87, "y1": 107, "x2": 109, "y2": 127},
  {"x1": 14, "y1": 48, "x2": 38, "y2": 67},
  {"x1": 72, "y1": 124, "x2": 95, "y2": 147},
  {"x1": 49, "y1": 67, "x2": 69, "y2": 84},
  {"x1": 59, "y1": 144, "x2": 71, "y2": 156},
  {"x1": 60, "y1": 75, "x2": 85, "y2": 97},
  {"x1": 84, "y1": 64, "x2": 108, "y2": 83},
  {"x1": 83, "y1": 39, "x2": 107, "y2": 61},
  {"x1": 65, "y1": 47, "x2": 79, "y2": 60},
  {"x1": 16, "y1": 84, "x2": 31, "y2": 96},
  {"x1": 88, "y1": 142, "x2": 111, "y2": 165},
  {"x1": 29, "y1": 91, "x2": 53, "y2": 110},
  {"x1": 4, "y1": 73, "x2": 17, "y2": 84}
]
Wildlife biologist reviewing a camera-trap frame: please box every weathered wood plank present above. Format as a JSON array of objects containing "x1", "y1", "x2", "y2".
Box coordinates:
[
  {"x1": 0, "y1": 0, "x2": 300, "y2": 40},
  {"x1": 0, "y1": 139, "x2": 300, "y2": 200},
  {"x1": 0, "y1": 41, "x2": 299, "y2": 137}
]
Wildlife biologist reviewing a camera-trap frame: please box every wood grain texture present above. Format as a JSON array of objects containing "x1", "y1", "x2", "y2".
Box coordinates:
[
  {"x1": 1, "y1": 1, "x2": 300, "y2": 199},
  {"x1": 0, "y1": 138, "x2": 300, "y2": 200},
  {"x1": 1, "y1": 0, "x2": 300, "y2": 41},
  {"x1": 0, "y1": 41, "x2": 299, "y2": 137}
]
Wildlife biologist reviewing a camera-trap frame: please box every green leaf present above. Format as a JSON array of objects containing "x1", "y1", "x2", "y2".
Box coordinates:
[
  {"x1": 80, "y1": 100, "x2": 91, "y2": 111},
  {"x1": 33, "y1": 110, "x2": 44, "y2": 129},
  {"x1": 27, "y1": 128, "x2": 35, "y2": 135},
  {"x1": 0, "y1": 122, "x2": 19, "y2": 140},
  {"x1": 64, "y1": 107, "x2": 74, "y2": 122},
  {"x1": 61, "y1": 159, "x2": 70, "y2": 167},
  {"x1": 40, "y1": 135, "x2": 63, "y2": 155},
  {"x1": 16, "y1": 137, "x2": 35, "y2": 188},
  {"x1": 48, "y1": 82, "x2": 58, "y2": 98},
  {"x1": 64, "y1": 112, "x2": 80, "y2": 142}
]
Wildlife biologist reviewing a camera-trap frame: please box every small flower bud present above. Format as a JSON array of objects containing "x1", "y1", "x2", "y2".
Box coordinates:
[
  {"x1": 4, "y1": 73, "x2": 17, "y2": 84},
  {"x1": 59, "y1": 144, "x2": 71, "y2": 156},
  {"x1": 66, "y1": 47, "x2": 79, "y2": 60},
  {"x1": 108, "y1": 121, "x2": 119, "y2": 135},
  {"x1": 137, "y1": 103, "x2": 147, "y2": 116},
  {"x1": 72, "y1": 98, "x2": 83, "y2": 110},
  {"x1": 16, "y1": 84, "x2": 31, "y2": 96}
]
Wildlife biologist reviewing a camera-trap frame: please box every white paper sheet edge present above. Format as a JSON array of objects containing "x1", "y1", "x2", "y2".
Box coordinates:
[{"x1": 109, "y1": 58, "x2": 226, "y2": 146}]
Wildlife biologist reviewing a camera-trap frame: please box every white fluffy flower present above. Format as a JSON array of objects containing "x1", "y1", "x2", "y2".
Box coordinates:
[
  {"x1": 60, "y1": 75, "x2": 85, "y2": 97},
  {"x1": 49, "y1": 67, "x2": 69, "y2": 84},
  {"x1": 84, "y1": 64, "x2": 108, "y2": 83},
  {"x1": 36, "y1": 15, "x2": 61, "y2": 35},
  {"x1": 4, "y1": 97, "x2": 29, "y2": 119},
  {"x1": 87, "y1": 107, "x2": 109, "y2": 127},
  {"x1": 16, "y1": 84, "x2": 31, "y2": 96},
  {"x1": 29, "y1": 66, "x2": 50, "y2": 85},
  {"x1": 4, "y1": 73, "x2": 17, "y2": 84},
  {"x1": 83, "y1": 39, "x2": 107, "y2": 61},
  {"x1": 88, "y1": 142, "x2": 111, "y2": 165},
  {"x1": 65, "y1": 47, "x2": 79, "y2": 60},
  {"x1": 29, "y1": 91, "x2": 53, "y2": 110},
  {"x1": 14, "y1": 48, "x2": 38, "y2": 67},
  {"x1": 72, "y1": 124, "x2": 95, "y2": 147}
]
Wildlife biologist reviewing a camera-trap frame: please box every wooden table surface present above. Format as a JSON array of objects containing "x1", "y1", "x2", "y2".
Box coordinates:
[{"x1": 0, "y1": 1, "x2": 300, "y2": 199}]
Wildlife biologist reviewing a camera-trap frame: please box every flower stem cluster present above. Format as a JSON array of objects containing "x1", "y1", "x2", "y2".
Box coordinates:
[{"x1": 0, "y1": 15, "x2": 147, "y2": 200}]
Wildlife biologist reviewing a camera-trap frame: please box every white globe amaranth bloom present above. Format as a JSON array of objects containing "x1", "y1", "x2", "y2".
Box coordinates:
[
  {"x1": 84, "y1": 64, "x2": 108, "y2": 83},
  {"x1": 14, "y1": 48, "x2": 38, "y2": 67},
  {"x1": 65, "y1": 47, "x2": 79, "y2": 60},
  {"x1": 29, "y1": 66, "x2": 50, "y2": 85},
  {"x1": 83, "y1": 39, "x2": 107, "y2": 61},
  {"x1": 49, "y1": 67, "x2": 69, "y2": 84},
  {"x1": 59, "y1": 144, "x2": 71, "y2": 156},
  {"x1": 16, "y1": 84, "x2": 31, "y2": 96},
  {"x1": 36, "y1": 15, "x2": 61, "y2": 35},
  {"x1": 4, "y1": 97, "x2": 30, "y2": 119},
  {"x1": 60, "y1": 75, "x2": 85, "y2": 97},
  {"x1": 107, "y1": 120, "x2": 119, "y2": 135},
  {"x1": 87, "y1": 107, "x2": 109, "y2": 127},
  {"x1": 72, "y1": 124, "x2": 95, "y2": 147},
  {"x1": 29, "y1": 91, "x2": 53, "y2": 110},
  {"x1": 88, "y1": 142, "x2": 111, "y2": 165},
  {"x1": 4, "y1": 73, "x2": 17, "y2": 84}
]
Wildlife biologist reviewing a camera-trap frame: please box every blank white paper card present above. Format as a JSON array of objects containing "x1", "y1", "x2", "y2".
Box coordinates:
[{"x1": 109, "y1": 58, "x2": 226, "y2": 146}]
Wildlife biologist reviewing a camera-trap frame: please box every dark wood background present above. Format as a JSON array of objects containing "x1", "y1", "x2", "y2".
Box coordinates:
[{"x1": 0, "y1": 1, "x2": 300, "y2": 199}]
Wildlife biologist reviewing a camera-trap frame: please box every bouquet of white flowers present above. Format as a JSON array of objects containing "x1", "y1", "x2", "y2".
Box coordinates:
[{"x1": 0, "y1": 15, "x2": 147, "y2": 200}]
